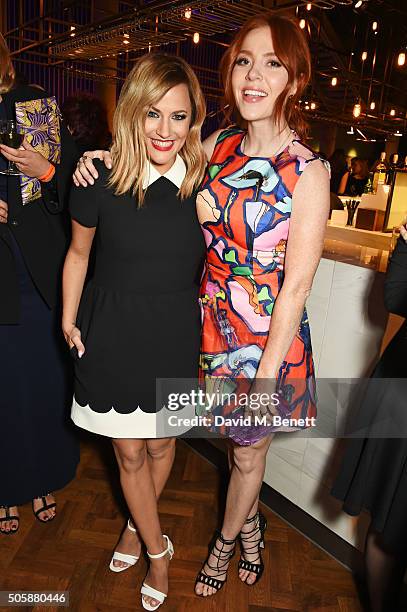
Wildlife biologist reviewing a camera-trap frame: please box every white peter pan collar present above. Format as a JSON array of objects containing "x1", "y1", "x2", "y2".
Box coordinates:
[{"x1": 142, "y1": 154, "x2": 186, "y2": 190}]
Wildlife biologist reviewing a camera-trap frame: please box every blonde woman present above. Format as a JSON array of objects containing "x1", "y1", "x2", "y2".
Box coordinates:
[{"x1": 62, "y1": 54, "x2": 206, "y2": 610}]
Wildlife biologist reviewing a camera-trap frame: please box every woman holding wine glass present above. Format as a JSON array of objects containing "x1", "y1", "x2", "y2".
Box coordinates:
[{"x1": 0, "y1": 32, "x2": 79, "y2": 534}]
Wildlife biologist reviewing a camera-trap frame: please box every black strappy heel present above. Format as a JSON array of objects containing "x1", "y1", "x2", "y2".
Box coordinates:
[
  {"x1": 238, "y1": 511, "x2": 267, "y2": 585},
  {"x1": 195, "y1": 531, "x2": 236, "y2": 596},
  {"x1": 0, "y1": 505, "x2": 19, "y2": 534},
  {"x1": 32, "y1": 493, "x2": 56, "y2": 522}
]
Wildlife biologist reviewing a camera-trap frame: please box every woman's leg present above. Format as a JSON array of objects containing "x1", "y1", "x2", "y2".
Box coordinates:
[
  {"x1": 226, "y1": 440, "x2": 263, "y2": 583},
  {"x1": 365, "y1": 526, "x2": 406, "y2": 612},
  {"x1": 195, "y1": 434, "x2": 273, "y2": 596},
  {"x1": 111, "y1": 438, "x2": 176, "y2": 570},
  {"x1": 146, "y1": 437, "x2": 176, "y2": 497},
  {"x1": 112, "y1": 438, "x2": 173, "y2": 608}
]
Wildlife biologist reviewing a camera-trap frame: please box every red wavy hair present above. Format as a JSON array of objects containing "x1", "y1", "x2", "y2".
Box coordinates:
[{"x1": 220, "y1": 14, "x2": 311, "y2": 139}]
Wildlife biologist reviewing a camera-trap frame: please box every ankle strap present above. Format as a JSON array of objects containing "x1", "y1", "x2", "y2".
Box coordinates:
[
  {"x1": 127, "y1": 518, "x2": 137, "y2": 533},
  {"x1": 147, "y1": 534, "x2": 171, "y2": 559},
  {"x1": 244, "y1": 512, "x2": 259, "y2": 525},
  {"x1": 218, "y1": 532, "x2": 236, "y2": 546}
]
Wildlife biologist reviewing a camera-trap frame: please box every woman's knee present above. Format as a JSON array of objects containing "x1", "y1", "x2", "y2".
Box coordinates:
[
  {"x1": 232, "y1": 437, "x2": 271, "y2": 474},
  {"x1": 112, "y1": 440, "x2": 147, "y2": 473},
  {"x1": 147, "y1": 437, "x2": 175, "y2": 460}
]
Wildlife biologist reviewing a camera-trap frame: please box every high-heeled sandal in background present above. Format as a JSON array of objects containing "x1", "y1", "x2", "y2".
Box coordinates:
[
  {"x1": 238, "y1": 511, "x2": 267, "y2": 585},
  {"x1": 0, "y1": 505, "x2": 19, "y2": 534},
  {"x1": 195, "y1": 531, "x2": 236, "y2": 596},
  {"x1": 32, "y1": 494, "x2": 56, "y2": 523},
  {"x1": 141, "y1": 534, "x2": 174, "y2": 611},
  {"x1": 109, "y1": 518, "x2": 140, "y2": 572}
]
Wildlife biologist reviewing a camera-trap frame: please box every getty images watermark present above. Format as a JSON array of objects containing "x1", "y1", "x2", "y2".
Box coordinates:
[{"x1": 164, "y1": 389, "x2": 316, "y2": 429}]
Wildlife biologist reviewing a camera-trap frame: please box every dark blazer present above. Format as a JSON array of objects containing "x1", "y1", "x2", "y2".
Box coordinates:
[{"x1": 0, "y1": 85, "x2": 79, "y2": 323}]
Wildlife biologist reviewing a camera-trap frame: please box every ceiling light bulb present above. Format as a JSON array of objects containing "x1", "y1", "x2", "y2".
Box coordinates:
[
  {"x1": 306, "y1": 2, "x2": 312, "y2": 10},
  {"x1": 299, "y1": 19, "x2": 306, "y2": 29},
  {"x1": 397, "y1": 52, "x2": 406, "y2": 66},
  {"x1": 370, "y1": 101, "x2": 375, "y2": 110},
  {"x1": 331, "y1": 77, "x2": 338, "y2": 86},
  {"x1": 372, "y1": 21, "x2": 378, "y2": 31},
  {"x1": 310, "y1": 102, "x2": 316, "y2": 109},
  {"x1": 193, "y1": 32, "x2": 200, "y2": 44},
  {"x1": 355, "y1": 0, "x2": 363, "y2": 8},
  {"x1": 353, "y1": 103, "x2": 361, "y2": 118},
  {"x1": 390, "y1": 109, "x2": 396, "y2": 116},
  {"x1": 185, "y1": 8, "x2": 192, "y2": 19},
  {"x1": 361, "y1": 51, "x2": 368, "y2": 61}
]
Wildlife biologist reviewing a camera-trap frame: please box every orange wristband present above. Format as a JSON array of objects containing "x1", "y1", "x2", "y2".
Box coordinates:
[{"x1": 39, "y1": 163, "x2": 55, "y2": 182}]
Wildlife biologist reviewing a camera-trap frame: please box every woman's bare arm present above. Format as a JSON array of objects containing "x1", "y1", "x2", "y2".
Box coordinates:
[
  {"x1": 202, "y1": 129, "x2": 223, "y2": 162},
  {"x1": 62, "y1": 220, "x2": 96, "y2": 355},
  {"x1": 257, "y1": 159, "x2": 330, "y2": 379},
  {"x1": 338, "y1": 171, "x2": 349, "y2": 195}
]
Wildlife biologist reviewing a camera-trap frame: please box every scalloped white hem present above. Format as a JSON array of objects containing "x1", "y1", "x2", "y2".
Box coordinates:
[{"x1": 71, "y1": 396, "x2": 196, "y2": 439}]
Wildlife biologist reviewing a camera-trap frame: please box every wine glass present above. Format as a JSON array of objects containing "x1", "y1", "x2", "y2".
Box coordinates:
[{"x1": 0, "y1": 120, "x2": 26, "y2": 176}]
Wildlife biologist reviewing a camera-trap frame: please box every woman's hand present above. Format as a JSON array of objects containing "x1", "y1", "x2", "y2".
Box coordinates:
[
  {"x1": 62, "y1": 324, "x2": 85, "y2": 358},
  {"x1": 0, "y1": 138, "x2": 51, "y2": 178},
  {"x1": 73, "y1": 150, "x2": 112, "y2": 187},
  {"x1": 244, "y1": 375, "x2": 278, "y2": 424},
  {"x1": 0, "y1": 199, "x2": 8, "y2": 223}
]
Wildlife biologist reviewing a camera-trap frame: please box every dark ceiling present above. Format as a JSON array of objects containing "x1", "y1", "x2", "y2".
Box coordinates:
[{"x1": 2, "y1": 0, "x2": 407, "y2": 137}]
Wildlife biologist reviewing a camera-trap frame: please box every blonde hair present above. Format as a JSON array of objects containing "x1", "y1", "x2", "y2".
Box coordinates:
[
  {"x1": 0, "y1": 32, "x2": 15, "y2": 94},
  {"x1": 108, "y1": 53, "x2": 206, "y2": 205}
]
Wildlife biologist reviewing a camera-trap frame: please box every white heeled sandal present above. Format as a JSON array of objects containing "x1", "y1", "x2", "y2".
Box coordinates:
[
  {"x1": 141, "y1": 534, "x2": 174, "y2": 611},
  {"x1": 109, "y1": 519, "x2": 140, "y2": 573}
]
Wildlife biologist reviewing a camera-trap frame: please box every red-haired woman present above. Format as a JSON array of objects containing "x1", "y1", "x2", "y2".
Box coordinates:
[
  {"x1": 74, "y1": 14, "x2": 330, "y2": 598},
  {"x1": 193, "y1": 14, "x2": 330, "y2": 596}
]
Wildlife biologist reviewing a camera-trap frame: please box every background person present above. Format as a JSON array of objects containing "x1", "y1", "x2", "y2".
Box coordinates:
[
  {"x1": 0, "y1": 32, "x2": 79, "y2": 533},
  {"x1": 328, "y1": 148, "x2": 348, "y2": 194},
  {"x1": 331, "y1": 223, "x2": 407, "y2": 612},
  {"x1": 338, "y1": 157, "x2": 369, "y2": 196},
  {"x1": 61, "y1": 94, "x2": 111, "y2": 155}
]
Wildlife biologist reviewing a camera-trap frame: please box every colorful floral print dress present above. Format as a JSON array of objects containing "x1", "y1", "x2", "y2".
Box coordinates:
[{"x1": 196, "y1": 127, "x2": 329, "y2": 445}]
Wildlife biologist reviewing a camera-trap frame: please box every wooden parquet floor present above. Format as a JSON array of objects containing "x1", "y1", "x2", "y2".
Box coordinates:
[{"x1": 0, "y1": 437, "x2": 363, "y2": 612}]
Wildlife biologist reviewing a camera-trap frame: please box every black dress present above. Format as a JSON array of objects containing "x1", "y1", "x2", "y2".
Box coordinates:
[
  {"x1": 69, "y1": 159, "x2": 205, "y2": 438},
  {"x1": 343, "y1": 173, "x2": 368, "y2": 196},
  {"x1": 331, "y1": 237, "x2": 407, "y2": 554},
  {"x1": 0, "y1": 92, "x2": 79, "y2": 507}
]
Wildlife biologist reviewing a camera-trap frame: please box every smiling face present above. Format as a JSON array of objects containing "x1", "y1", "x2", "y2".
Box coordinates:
[
  {"x1": 231, "y1": 26, "x2": 291, "y2": 126},
  {"x1": 144, "y1": 82, "x2": 192, "y2": 173}
]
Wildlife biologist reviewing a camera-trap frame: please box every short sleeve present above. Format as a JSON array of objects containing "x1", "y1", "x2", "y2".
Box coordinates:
[{"x1": 69, "y1": 160, "x2": 107, "y2": 228}]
